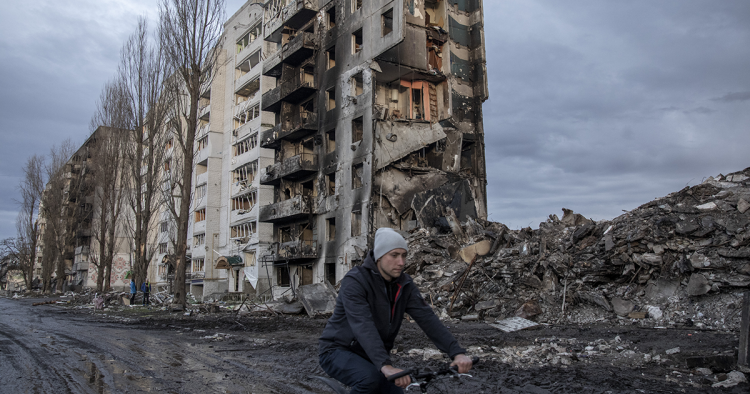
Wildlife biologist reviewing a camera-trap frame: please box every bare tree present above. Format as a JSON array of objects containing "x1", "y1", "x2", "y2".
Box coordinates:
[
  {"x1": 39, "y1": 140, "x2": 77, "y2": 294},
  {"x1": 116, "y1": 17, "x2": 172, "y2": 290},
  {"x1": 159, "y1": 0, "x2": 224, "y2": 307},
  {"x1": 15, "y1": 155, "x2": 45, "y2": 289}
]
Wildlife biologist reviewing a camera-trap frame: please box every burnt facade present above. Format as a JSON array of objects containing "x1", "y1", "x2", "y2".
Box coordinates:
[{"x1": 257, "y1": 0, "x2": 488, "y2": 293}]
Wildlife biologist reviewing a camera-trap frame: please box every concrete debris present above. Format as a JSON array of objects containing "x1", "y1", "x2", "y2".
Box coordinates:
[
  {"x1": 297, "y1": 282, "x2": 337, "y2": 317},
  {"x1": 712, "y1": 371, "x2": 747, "y2": 388},
  {"x1": 402, "y1": 167, "x2": 750, "y2": 330},
  {"x1": 489, "y1": 316, "x2": 540, "y2": 332}
]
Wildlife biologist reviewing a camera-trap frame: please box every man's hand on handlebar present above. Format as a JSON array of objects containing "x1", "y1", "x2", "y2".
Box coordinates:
[
  {"x1": 450, "y1": 354, "x2": 473, "y2": 374},
  {"x1": 382, "y1": 365, "x2": 411, "y2": 388}
]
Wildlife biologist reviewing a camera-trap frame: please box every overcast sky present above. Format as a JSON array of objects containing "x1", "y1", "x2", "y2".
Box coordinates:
[{"x1": 0, "y1": 0, "x2": 748, "y2": 239}]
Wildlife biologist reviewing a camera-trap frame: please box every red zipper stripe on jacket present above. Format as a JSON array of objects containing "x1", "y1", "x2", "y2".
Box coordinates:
[{"x1": 391, "y1": 283, "x2": 403, "y2": 321}]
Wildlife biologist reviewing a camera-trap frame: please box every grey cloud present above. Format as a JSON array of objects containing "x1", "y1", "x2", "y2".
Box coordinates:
[{"x1": 711, "y1": 92, "x2": 750, "y2": 102}]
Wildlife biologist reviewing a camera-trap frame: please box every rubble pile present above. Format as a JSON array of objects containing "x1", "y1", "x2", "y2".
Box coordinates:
[{"x1": 406, "y1": 168, "x2": 750, "y2": 330}]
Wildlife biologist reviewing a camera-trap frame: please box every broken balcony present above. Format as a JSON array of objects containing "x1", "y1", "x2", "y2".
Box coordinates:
[
  {"x1": 199, "y1": 104, "x2": 210, "y2": 121},
  {"x1": 261, "y1": 71, "x2": 317, "y2": 113},
  {"x1": 260, "y1": 153, "x2": 317, "y2": 185},
  {"x1": 264, "y1": 0, "x2": 319, "y2": 43},
  {"x1": 267, "y1": 239, "x2": 318, "y2": 263},
  {"x1": 259, "y1": 195, "x2": 312, "y2": 223},
  {"x1": 263, "y1": 32, "x2": 317, "y2": 77},
  {"x1": 260, "y1": 111, "x2": 317, "y2": 149}
]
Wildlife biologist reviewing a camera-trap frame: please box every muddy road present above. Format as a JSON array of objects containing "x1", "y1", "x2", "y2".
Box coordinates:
[{"x1": 0, "y1": 296, "x2": 746, "y2": 394}]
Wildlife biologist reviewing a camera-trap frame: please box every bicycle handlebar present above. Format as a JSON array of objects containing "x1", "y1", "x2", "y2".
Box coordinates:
[{"x1": 386, "y1": 356, "x2": 479, "y2": 382}]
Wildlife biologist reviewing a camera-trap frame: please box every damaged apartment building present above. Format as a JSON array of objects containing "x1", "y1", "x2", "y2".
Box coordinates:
[
  {"x1": 256, "y1": 0, "x2": 488, "y2": 296},
  {"x1": 174, "y1": 0, "x2": 488, "y2": 301}
]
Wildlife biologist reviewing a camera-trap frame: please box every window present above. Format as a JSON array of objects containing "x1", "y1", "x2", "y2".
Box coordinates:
[
  {"x1": 351, "y1": 211, "x2": 362, "y2": 236},
  {"x1": 195, "y1": 184, "x2": 207, "y2": 201},
  {"x1": 234, "y1": 103, "x2": 260, "y2": 129},
  {"x1": 233, "y1": 134, "x2": 258, "y2": 156},
  {"x1": 352, "y1": 116, "x2": 363, "y2": 143},
  {"x1": 277, "y1": 266, "x2": 290, "y2": 287},
  {"x1": 165, "y1": 138, "x2": 173, "y2": 150},
  {"x1": 326, "y1": 87, "x2": 336, "y2": 110},
  {"x1": 326, "y1": 172, "x2": 336, "y2": 195},
  {"x1": 160, "y1": 221, "x2": 169, "y2": 233},
  {"x1": 244, "y1": 251, "x2": 256, "y2": 267},
  {"x1": 352, "y1": 28, "x2": 363, "y2": 54},
  {"x1": 351, "y1": 72, "x2": 363, "y2": 96},
  {"x1": 237, "y1": 23, "x2": 262, "y2": 53},
  {"x1": 159, "y1": 243, "x2": 168, "y2": 254},
  {"x1": 196, "y1": 136, "x2": 208, "y2": 151},
  {"x1": 382, "y1": 9, "x2": 394, "y2": 36},
  {"x1": 326, "y1": 129, "x2": 336, "y2": 153},
  {"x1": 325, "y1": 263, "x2": 336, "y2": 285},
  {"x1": 195, "y1": 209, "x2": 206, "y2": 223},
  {"x1": 327, "y1": 217, "x2": 336, "y2": 241},
  {"x1": 352, "y1": 163, "x2": 363, "y2": 189},
  {"x1": 326, "y1": 7, "x2": 336, "y2": 29},
  {"x1": 326, "y1": 46, "x2": 336, "y2": 69},
  {"x1": 193, "y1": 233, "x2": 205, "y2": 247},
  {"x1": 233, "y1": 161, "x2": 258, "y2": 185},
  {"x1": 231, "y1": 221, "x2": 256, "y2": 240},
  {"x1": 164, "y1": 159, "x2": 171, "y2": 172},
  {"x1": 351, "y1": 0, "x2": 362, "y2": 13},
  {"x1": 192, "y1": 258, "x2": 205, "y2": 272},
  {"x1": 231, "y1": 192, "x2": 256, "y2": 212}
]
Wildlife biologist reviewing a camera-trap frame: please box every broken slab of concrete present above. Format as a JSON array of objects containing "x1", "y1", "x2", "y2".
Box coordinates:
[
  {"x1": 687, "y1": 273, "x2": 711, "y2": 296},
  {"x1": 459, "y1": 240, "x2": 491, "y2": 263},
  {"x1": 298, "y1": 282, "x2": 337, "y2": 317},
  {"x1": 611, "y1": 297, "x2": 635, "y2": 316},
  {"x1": 645, "y1": 279, "x2": 679, "y2": 304},
  {"x1": 490, "y1": 316, "x2": 539, "y2": 333}
]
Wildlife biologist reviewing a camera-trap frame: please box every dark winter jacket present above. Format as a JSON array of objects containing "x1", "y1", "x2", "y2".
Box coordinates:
[
  {"x1": 141, "y1": 283, "x2": 150, "y2": 293},
  {"x1": 319, "y1": 250, "x2": 465, "y2": 369}
]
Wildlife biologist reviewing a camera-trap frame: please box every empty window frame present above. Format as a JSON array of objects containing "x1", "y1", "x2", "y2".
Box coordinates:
[
  {"x1": 196, "y1": 136, "x2": 208, "y2": 151},
  {"x1": 159, "y1": 242, "x2": 168, "y2": 254},
  {"x1": 192, "y1": 258, "x2": 205, "y2": 272},
  {"x1": 164, "y1": 159, "x2": 171, "y2": 172},
  {"x1": 244, "y1": 251, "x2": 256, "y2": 267},
  {"x1": 231, "y1": 191, "x2": 257, "y2": 212},
  {"x1": 231, "y1": 221, "x2": 256, "y2": 240},
  {"x1": 236, "y1": 49, "x2": 261, "y2": 77},
  {"x1": 352, "y1": 28, "x2": 363, "y2": 54},
  {"x1": 351, "y1": 0, "x2": 362, "y2": 13},
  {"x1": 277, "y1": 266, "x2": 290, "y2": 287},
  {"x1": 351, "y1": 211, "x2": 362, "y2": 236},
  {"x1": 352, "y1": 116, "x2": 363, "y2": 143},
  {"x1": 326, "y1": 172, "x2": 336, "y2": 195},
  {"x1": 326, "y1": 87, "x2": 336, "y2": 110},
  {"x1": 382, "y1": 8, "x2": 394, "y2": 36},
  {"x1": 195, "y1": 183, "x2": 207, "y2": 201},
  {"x1": 235, "y1": 103, "x2": 260, "y2": 128},
  {"x1": 326, "y1": 46, "x2": 336, "y2": 69},
  {"x1": 351, "y1": 72, "x2": 363, "y2": 96},
  {"x1": 195, "y1": 209, "x2": 206, "y2": 223},
  {"x1": 324, "y1": 262, "x2": 336, "y2": 285},
  {"x1": 160, "y1": 221, "x2": 169, "y2": 233},
  {"x1": 233, "y1": 134, "x2": 258, "y2": 156},
  {"x1": 193, "y1": 233, "x2": 205, "y2": 247},
  {"x1": 352, "y1": 163, "x2": 363, "y2": 189},
  {"x1": 326, "y1": 6, "x2": 336, "y2": 29},
  {"x1": 326, "y1": 217, "x2": 336, "y2": 241},
  {"x1": 237, "y1": 23, "x2": 262, "y2": 53},
  {"x1": 326, "y1": 128, "x2": 336, "y2": 153},
  {"x1": 232, "y1": 161, "x2": 259, "y2": 185}
]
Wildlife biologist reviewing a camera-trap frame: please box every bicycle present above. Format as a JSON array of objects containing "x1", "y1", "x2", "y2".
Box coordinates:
[{"x1": 311, "y1": 357, "x2": 479, "y2": 393}]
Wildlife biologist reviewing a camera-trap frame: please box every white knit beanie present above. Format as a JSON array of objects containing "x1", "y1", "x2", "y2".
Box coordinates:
[{"x1": 373, "y1": 228, "x2": 408, "y2": 261}]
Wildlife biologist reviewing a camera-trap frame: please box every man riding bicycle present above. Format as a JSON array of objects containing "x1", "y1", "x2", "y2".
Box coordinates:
[{"x1": 319, "y1": 228, "x2": 472, "y2": 393}]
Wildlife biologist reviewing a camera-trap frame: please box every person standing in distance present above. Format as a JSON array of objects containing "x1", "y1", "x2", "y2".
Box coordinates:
[{"x1": 319, "y1": 227, "x2": 472, "y2": 393}]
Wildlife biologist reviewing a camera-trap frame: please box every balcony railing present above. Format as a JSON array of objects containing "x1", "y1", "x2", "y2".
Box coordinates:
[
  {"x1": 260, "y1": 111, "x2": 317, "y2": 148},
  {"x1": 259, "y1": 195, "x2": 312, "y2": 223},
  {"x1": 260, "y1": 153, "x2": 317, "y2": 185},
  {"x1": 263, "y1": 31, "x2": 317, "y2": 77},
  {"x1": 264, "y1": 0, "x2": 319, "y2": 42},
  {"x1": 261, "y1": 72, "x2": 317, "y2": 112},
  {"x1": 268, "y1": 239, "x2": 318, "y2": 262},
  {"x1": 199, "y1": 104, "x2": 210, "y2": 121}
]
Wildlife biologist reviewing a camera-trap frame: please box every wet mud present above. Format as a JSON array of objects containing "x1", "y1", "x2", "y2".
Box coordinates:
[{"x1": 1, "y1": 297, "x2": 746, "y2": 393}]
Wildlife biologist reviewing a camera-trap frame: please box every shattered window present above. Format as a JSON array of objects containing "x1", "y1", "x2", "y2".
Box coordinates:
[
  {"x1": 352, "y1": 28, "x2": 363, "y2": 54},
  {"x1": 351, "y1": 0, "x2": 362, "y2": 13},
  {"x1": 326, "y1": 217, "x2": 336, "y2": 241},
  {"x1": 327, "y1": 87, "x2": 336, "y2": 110},
  {"x1": 326, "y1": 46, "x2": 336, "y2": 69},
  {"x1": 193, "y1": 233, "x2": 205, "y2": 247},
  {"x1": 327, "y1": 172, "x2": 336, "y2": 195},
  {"x1": 352, "y1": 163, "x2": 363, "y2": 189},
  {"x1": 195, "y1": 209, "x2": 206, "y2": 223},
  {"x1": 326, "y1": 7, "x2": 336, "y2": 29},
  {"x1": 236, "y1": 23, "x2": 262, "y2": 53},
  {"x1": 192, "y1": 258, "x2": 205, "y2": 272},
  {"x1": 277, "y1": 266, "x2": 290, "y2": 287},
  {"x1": 382, "y1": 8, "x2": 393, "y2": 36},
  {"x1": 351, "y1": 211, "x2": 362, "y2": 236},
  {"x1": 352, "y1": 116, "x2": 363, "y2": 143},
  {"x1": 351, "y1": 72, "x2": 364, "y2": 96},
  {"x1": 326, "y1": 128, "x2": 336, "y2": 153},
  {"x1": 325, "y1": 263, "x2": 336, "y2": 285}
]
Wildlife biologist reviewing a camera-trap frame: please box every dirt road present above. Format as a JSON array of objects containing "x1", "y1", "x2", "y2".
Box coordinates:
[{"x1": 0, "y1": 296, "x2": 746, "y2": 393}]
